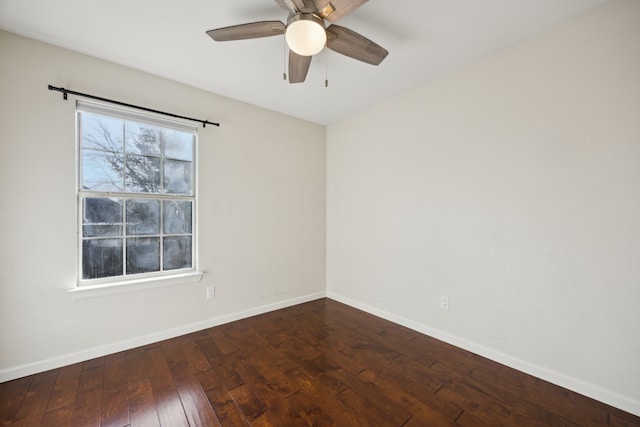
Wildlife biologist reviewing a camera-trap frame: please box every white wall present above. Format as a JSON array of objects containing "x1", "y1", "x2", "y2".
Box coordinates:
[
  {"x1": 2, "y1": 0, "x2": 640, "y2": 416},
  {"x1": 0, "y1": 30, "x2": 326, "y2": 379},
  {"x1": 327, "y1": 0, "x2": 640, "y2": 415}
]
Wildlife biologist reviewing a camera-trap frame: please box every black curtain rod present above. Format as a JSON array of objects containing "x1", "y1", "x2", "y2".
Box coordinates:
[{"x1": 48, "y1": 85, "x2": 220, "y2": 128}]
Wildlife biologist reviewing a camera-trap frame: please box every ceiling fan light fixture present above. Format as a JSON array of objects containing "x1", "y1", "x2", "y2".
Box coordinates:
[{"x1": 285, "y1": 13, "x2": 326, "y2": 56}]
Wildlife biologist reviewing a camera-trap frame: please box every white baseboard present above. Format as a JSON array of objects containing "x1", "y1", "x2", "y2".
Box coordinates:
[
  {"x1": 0, "y1": 291, "x2": 326, "y2": 383},
  {"x1": 326, "y1": 291, "x2": 640, "y2": 417}
]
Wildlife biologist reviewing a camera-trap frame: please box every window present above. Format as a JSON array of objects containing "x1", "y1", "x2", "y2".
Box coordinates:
[{"x1": 77, "y1": 102, "x2": 197, "y2": 285}]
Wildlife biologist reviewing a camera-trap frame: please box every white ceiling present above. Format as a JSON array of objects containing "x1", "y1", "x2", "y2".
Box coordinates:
[{"x1": 0, "y1": 0, "x2": 612, "y2": 125}]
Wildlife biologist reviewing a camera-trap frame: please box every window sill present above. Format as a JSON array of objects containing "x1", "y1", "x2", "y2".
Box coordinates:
[{"x1": 68, "y1": 271, "x2": 204, "y2": 299}]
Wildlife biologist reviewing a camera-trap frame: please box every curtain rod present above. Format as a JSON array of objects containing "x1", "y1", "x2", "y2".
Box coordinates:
[{"x1": 48, "y1": 85, "x2": 220, "y2": 128}]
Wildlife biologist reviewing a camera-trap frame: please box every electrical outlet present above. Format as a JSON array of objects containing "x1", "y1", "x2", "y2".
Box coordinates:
[
  {"x1": 206, "y1": 286, "x2": 215, "y2": 300},
  {"x1": 440, "y1": 296, "x2": 449, "y2": 310}
]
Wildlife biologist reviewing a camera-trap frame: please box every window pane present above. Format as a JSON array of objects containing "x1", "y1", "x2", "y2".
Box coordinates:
[
  {"x1": 125, "y1": 122, "x2": 161, "y2": 156},
  {"x1": 79, "y1": 106, "x2": 197, "y2": 282},
  {"x1": 126, "y1": 237, "x2": 160, "y2": 274},
  {"x1": 163, "y1": 236, "x2": 192, "y2": 270},
  {"x1": 164, "y1": 159, "x2": 192, "y2": 194},
  {"x1": 82, "y1": 238, "x2": 123, "y2": 279},
  {"x1": 83, "y1": 198, "x2": 123, "y2": 237},
  {"x1": 125, "y1": 154, "x2": 161, "y2": 193},
  {"x1": 82, "y1": 149, "x2": 124, "y2": 192},
  {"x1": 81, "y1": 112, "x2": 124, "y2": 152},
  {"x1": 126, "y1": 199, "x2": 160, "y2": 235},
  {"x1": 164, "y1": 201, "x2": 192, "y2": 234},
  {"x1": 163, "y1": 130, "x2": 193, "y2": 161}
]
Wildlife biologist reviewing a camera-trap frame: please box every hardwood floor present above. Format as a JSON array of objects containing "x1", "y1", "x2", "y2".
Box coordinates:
[{"x1": 1, "y1": 298, "x2": 638, "y2": 426}]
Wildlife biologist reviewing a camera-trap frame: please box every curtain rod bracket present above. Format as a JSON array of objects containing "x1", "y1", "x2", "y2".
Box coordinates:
[{"x1": 48, "y1": 84, "x2": 220, "y2": 128}]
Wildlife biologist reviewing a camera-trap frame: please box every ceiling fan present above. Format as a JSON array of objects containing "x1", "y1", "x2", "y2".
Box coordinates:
[{"x1": 206, "y1": 0, "x2": 388, "y2": 84}]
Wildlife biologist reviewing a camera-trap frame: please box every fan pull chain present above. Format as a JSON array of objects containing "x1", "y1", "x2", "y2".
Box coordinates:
[
  {"x1": 283, "y1": 37, "x2": 287, "y2": 81},
  {"x1": 324, "y1": 47, "x2": 329, "y2": 88}
]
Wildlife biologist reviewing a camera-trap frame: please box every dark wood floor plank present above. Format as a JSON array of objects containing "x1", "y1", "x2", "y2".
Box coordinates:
[
  {"x1": 612, "y1": 413, "x2": 640, "y2": 427},
  {"x1": 191, "y1": 329, "x2": 225, "y2": 359},
  {"x1": 161, "y1": 337, "x2": 220, "y2": 426},
  {"x1": 177, "y1": 379, "x2": 222, "y2": 427},
  {"x1": 0, "y1": 375, "x2": 33, "y2": 424},
  {"x1": 161, "y1": 335, "x2": 208, "y2": 382},
  {"x1": 403, "y1": 333, "x2": 479, "y2": 376},
  {"x1": 287, "y1": 368, "x2": 360, "y2": 426},
  {"x1": 10, "y1": 370, "x2": 58, "y2": 427},
  {"x1": 179, "y1": 334, "x2": 213, "y2": 373},
  {"x1": 228, "y1": 384, "x2": 280, "y2": 425},
  {"x1": 227, "y1": 325, "x2": 299, "y2": 374},
  {"x1": 82, "y1": 357, "x2": 105, "y2": 371},
  {"x1": 528, "y1": 376, "x2": 611, "y2": 426},
  {"x1": 337, "y1": 321, "x2": 416, "y2": 365},
  {"x1": 357, "y1": 368, "x2": 460, "y2": 426},
  {"x1": 273, "y1": 334, "x2": 322, "y2": 363},
  {"x1": 432, "y1": 359, "x2": 578, "y2": 427},
  {"x1": 234, "y1": 361, "x2": 308, "y2": 425},
  {"x1": 287, "y1": 367, "x2": 365, "y2": 426},
  {"x1": 436, "y1": 383, "x2": 548, "y2": 427},
  {"x1": 143, "y1": 346, "x2": 189, "y2": 427},
  {"x1": 126, "y1": 348, "x2": 160, "y2": 427},
  {"x1": 285, "y1": 392, "x2": 336, "y2": 427},
  {"x1": 315, "y1": 335, "x2": 368, "y2": 376},
  {"x1": 207, "y1": 325, "x2": 243, "y2": 355},
  {"x1": 288, "y1": 315, "x2": 331, "y2": 342},
  {"x1": 45, "y1": 363, "x2": 82, "y2": 412},
  {"x1": 355, "y1": 355, "x2": 462, "y2": 421},
  {"x1": 40, "y1": 404, "x2": 73, "y2": 427},
  {"x1": 386, "y1": 354, "x2": 445, "y2": 392},
  {"x1": 68, "y1": 365, "x2": 104, "y2": 427},
  {"x1": 197, "y1": 366, "x2": 247, "y2": 425},
  {"x1": 336, "y1": 387, "x2": 401, "y2": 426},
  {"x1": 242, "y1": 311, "x2": 293, "y2": 347},
  {"x1": 320, "y1": 318, "x2": 366, "y2": 344},
  {"x1": 323, "y1": 300, "x2": 381, "y2": 330},
  {"x1": 197, "y1": 366, "x2": 232, "y2": 393},
  {"x1": 464, "y1": 366, "x2": 599, "y2": 427},
  {"x1": 127, "y1": 378, "x2": 160, "y2": 427},
  {"x1": 302, "y1": 356, "x2": 349, "y2": 396},
  {"x1": 208, "y1": 353, "x2": 246, "y2": 390},
  {"x1": 454, "y1": 409, "x2": 506, "y2": 427},
  {"x1": 305, "y1": 356, "x2": 413, "y2": 425},
  {"x1": 1, "y1": 298, "x2": 639, "y2": 427},
  {"x1": 101, "y1": 352, "x2": 129, "y2": 427},
  {"x1": 236, "y1": 350, "x2": 300, "y2": 398}
]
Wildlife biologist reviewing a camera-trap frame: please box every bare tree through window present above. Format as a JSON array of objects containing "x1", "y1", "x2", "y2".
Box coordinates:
[{"x1": 79, "y1": 108, "x2": 195, "y2": 281}]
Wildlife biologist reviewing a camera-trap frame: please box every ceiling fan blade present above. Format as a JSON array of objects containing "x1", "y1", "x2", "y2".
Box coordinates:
[
  {"x1": 326, "y1": 25, "x2": 388, "y2": 65},
  {"x1": 206, "y1": 21, "x2": 285, "y2": 42},
  {"x1": 289, "y1": 51, "x2": 312, "y2": 83},
  {"x1": 275, "y1": 0, "x2": 290, "y2": 10},
  {"x1": 315, "y1": 0, "x2": 368, "y2": 22},
  {"x1": 275, "y1": 0, "x2": 298, "y2": 14}
]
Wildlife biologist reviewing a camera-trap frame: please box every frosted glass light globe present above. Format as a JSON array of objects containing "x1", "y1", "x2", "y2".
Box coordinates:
[{"x1": 286, "y1": 14, "x2": 326, "y2": 56}]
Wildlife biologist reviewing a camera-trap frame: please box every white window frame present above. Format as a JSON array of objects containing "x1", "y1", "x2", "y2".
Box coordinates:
[{"x1": 71, "y1": 100, "x2": 202, "y2": 295}]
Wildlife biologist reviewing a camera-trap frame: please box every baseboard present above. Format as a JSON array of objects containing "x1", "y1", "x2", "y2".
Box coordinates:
[
  {"x1": 0, "y1": 291, "x2": 326, "y2": 383},
  {"x1": 326, "y1": 291, "x2": 640, "y2": 417}
]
